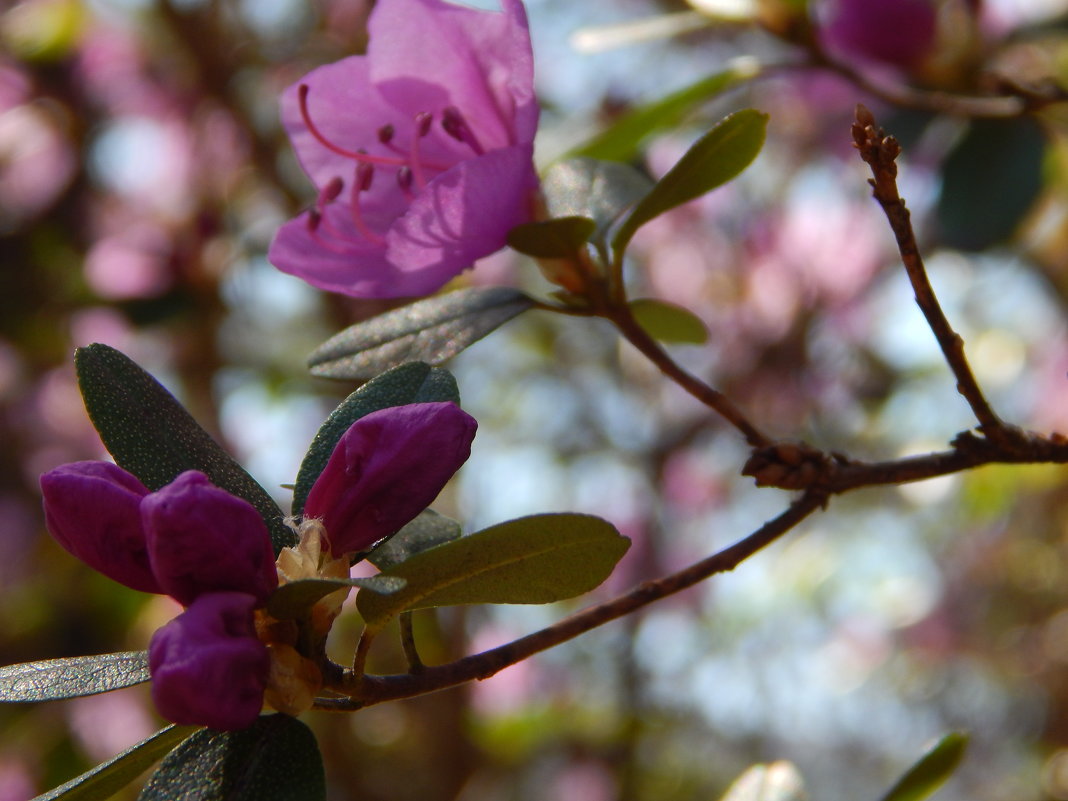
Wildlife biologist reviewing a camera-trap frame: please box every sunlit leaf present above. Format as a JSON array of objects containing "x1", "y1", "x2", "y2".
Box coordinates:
[
  {"x1": 367, "y1": 509, "x2": 463, "y2": 570},
  {"x1": 718, "y1": 761, "x2": 806, "y2": 801},
  {"x1": 291, "y1": 362, "x2": 459, "y2": 518},
  {"x1": 138, "y1": 715, "x2": 324, "y2": 801},
  {"x1": 569, "y1": 64, "x2": 762, "y2": 163},
  {"x1": 629, "y1": 298, "x2": 708, "y2": 344},
  {"x1": 507, "y1": 216, "x2": 597, "y2": 258},
  {"x1": 612, "y1": 108, "x2": 768, "y2": 256},
  {"x1": 0, "y1": 652, "x2": 149, "y2": 702},
  {"x1": 33, "y1": 725, "x2": 198, "y2": 801},
  {"x1": 75, "y1": 344, "x2": 293, "y2": 553},
  {"x1": 307, "y1": 288, "x2": 534, "y2": 381},
  {"x1": 877, "y1": 733, "x2": 968, "y2": 801},
  {"x1": 267, "y1": 576, "x2": 406, "y2": 620},
  {"x1": 541, "y1": 158, "x2": 654, "y2": 244},
  {"x1": 356, "y1": 513, "x2": 630, "y2": 631}
]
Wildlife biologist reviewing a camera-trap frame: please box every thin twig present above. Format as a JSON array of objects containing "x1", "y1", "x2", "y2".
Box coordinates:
[
  {"x1": 399, "y1": 612, "x2": 425, "y2": 673},
  {"x1": 604, "y1": 302, "x2": 773, "y2": 448},
  {"x1": 851, "y1": 104, "x2": 1007, "y2": 441},
  {"x1": 315, "y1": 492, "x2": 824, "y2": 709}
]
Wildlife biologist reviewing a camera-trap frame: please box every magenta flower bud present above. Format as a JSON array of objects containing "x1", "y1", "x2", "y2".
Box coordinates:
[
  {"x1": 817, "y1": 0, "x2": 938, "y2": 69},
  {"x1": 141, "y1": 471, "x2": 277, "y2": 607},
  {"x1": 267, "y1": 0, "x2": 539, "y2": 298},
  {"x1": 40, "y1": 461, "x2": 162, "y2": 594},
  {"x1": 304, "y1": 403, "x2": 477, "y2": 555},
  {"x1": 148, "y1": 592, "x2": 269, "y2": 731}
]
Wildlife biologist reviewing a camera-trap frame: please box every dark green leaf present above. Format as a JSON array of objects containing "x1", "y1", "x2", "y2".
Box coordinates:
[
  {"x1": 569, "y1": 65, "x2": 762, "y2": 163},
  {"x1": 629, "y1": 298, "x2": 708, "y2": 344},
  {"x1": 507, "y1": 216, "x2": 597, "y2": 258},
  {"x1": 139, "y1": 715, "x2": 324, "y2": 801},
  {"x1": 877, "y1": 733, "x2": 968, "y2": 801},
  {"x1": 937, "y1": 117, "x2": 1046, "y2": 251},
  {"x1": 368, "y1": 509, "x2": 463, "y2": 570},
  {"x1": 291, "y1": 362, "x2": 459, "y2": 518},
  {"x1": 612, "y1": 108, "x2": 768, "y2": 256},
  {"x1": 0, "y1": 651, "x2": 149, "y2": 702},
  {"x1": 307, "y1": 288, "x2": 534, "y2": 381},
  {"x1": 33, "y1": 725, "x2": 198, "y2": 801},
  {"x1": 267, "y1": 576, "x2": 406, "y2": 620},
  {"x1": 356, "y1": 513, "x2": 630, "y2": 631},
  {"x1": 75, "y1": 344, "x2": 293, "y2": 553},
  {"x1": 541, "y1": 158, "x2": 654, "y2": 243}
]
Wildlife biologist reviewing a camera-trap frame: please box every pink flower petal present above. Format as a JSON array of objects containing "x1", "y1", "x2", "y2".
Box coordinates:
[
  {"x1": 141, "y1": 471, "x2": 277, "y2": 606},
  {"x1": 39, "y1": 461, "x2": 161, "y2": 594},
  {"x1": 304, "y1": 403, "x2": 477, "y2": 555},
  {"x1": 148, "y1": 592, "x2": 268, "y2": 731}
]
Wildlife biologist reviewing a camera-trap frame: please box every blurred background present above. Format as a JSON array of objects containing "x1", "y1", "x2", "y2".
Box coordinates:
[{"x1": 3, "y1": 0, "x2": 1068, "y2": 798}]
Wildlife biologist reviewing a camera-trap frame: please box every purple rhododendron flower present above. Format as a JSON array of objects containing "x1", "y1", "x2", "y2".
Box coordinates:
[
  {"x1": 267, "y1": 0, "x2": 539, "y2": 298},
  {"x1": 39, "y1": 402, "x2": 478, "y2": 729},
  {"x1": 40, "y1": 461, "x2": 160, "y2": 594},
  {"x1": 141, "y1": 471, "x2": 277, "y2": 607},
  {"x1": 148, "y1": 592, "x2": 270, "y2": 731},
  {"x1": 41, "y1": 466, "x2": 277, "y2": 731},
  {"x1": 305, "y1": 402, "x2": 477, "y2": 554},
  {"x1": 816, "y1": 0, "x2": 938, "y2": 68}
]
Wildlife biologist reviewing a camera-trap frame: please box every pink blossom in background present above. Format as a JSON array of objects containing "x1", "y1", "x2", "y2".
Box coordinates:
[
  {"x1": 269, "y1": 0, "x2": 539, "y2": 298},
  {"x1": 814, "y1": 0, "x2": 939, "y2": 69},
  {"x1": 0, "y1": 64, "x2": 76, "y2": 227}
]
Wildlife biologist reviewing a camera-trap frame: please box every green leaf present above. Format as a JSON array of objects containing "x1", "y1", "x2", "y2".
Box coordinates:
[
  {"x1": 139, "y1": 715, "x2": 324, "y2": 801},
  {"x1": 612, "y1": 108, "x2": 768, "y2": 256},
  {"x1": 307, "y1": 288, "x2": 534, "y2": 381},
  {"x1": 0, "y1": 652, "x2": 149, "y2": 702},
  {"x1": 569, "y1": 65, "x2": 762, "y2": 163},
  {"x1": 541, "y1": 158, "x2": 654, "y2": 244},
  {"x1": 266, "y1": 576, "x2": 406, "y2": 620},
  {"x1": 75, "y1": 344, "x2": 293, "y2": 553},
  {"x1": 356, "y1": 513, "x2": 630, "y2": 631},
  {"x1": 507, "y1": 216, "x2": 597, "y2": 258},
  {"x1": 291, "y1": 362, "x2": 459, "y2": 518},
  {"x1": 937, "y1": 117, "x2": 1046, "y2": 251},
  {"x1": 33, "y1": 725, "x2": 199, "y2": 801},
  {"x1": 629, "y1": 298, "x2": 708, "y2": 344},
  {"x1": 367, "y1": 509, "x2": 463, "y2": 570},
  {"x1": 877, "y1": 733, "x2": 968, "y2": 801}
]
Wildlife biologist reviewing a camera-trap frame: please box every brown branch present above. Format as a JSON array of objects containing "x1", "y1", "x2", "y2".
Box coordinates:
[
  {"x1": 808, "y1": 44, "x2": 1067, "y2": 119},
  {"x1": 851, "y1": 105, "x2": 1007, "y2": 441},
  {"x1": 314, "y1": 491, "x2": 825, "y2": 710},
  {"x1": 604, "y1": 302, "x2": 773, "y2": 449}
]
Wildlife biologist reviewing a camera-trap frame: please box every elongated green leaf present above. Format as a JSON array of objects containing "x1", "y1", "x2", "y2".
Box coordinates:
[
  {"x1": 629, "y1": 298, "x2": 708, "y2": 344},
  {"x1": 507, "y1": 216, "x2": 596, "y2": 258},
  {"x1": 139, "y1": 715, "x2": 324, "y2": 801},
  {"x1": 877, "y1": 733, "x2": 968, "y2": 801},
  {"x1": 356, "y1": 513, "x2": 630, "y2": 631},
  {"x1": 570, "y1": 64, "x2": 762, "y2": 163},
  {"x1": 308, "y1": 288, "x2": 534, "y2": 381},
  {"x1": 541, "y1": 158, "x2": 654, "y2": 244},
  {"x1": 33, "y1": 725, "x2": 199, "y2": 801},
  {"x1": 612, "y1": 109, "x2": 768, "y2": 256},
  {"x1": 937, "y1": 117, "x2": 1045, "y2": 251},
  {"x1": 75, "y1": 344, "x2": 293, "y2": 553},
  {"x1": 368, "y1": 509, "x2": 463, "y2": 570},
  {"x1": 0, "y1": 652, "x2": 149, "y2": 702},
  {"x1": 291, "y1": 362, "x2": 459, "y2": 518},
  {"x1": 267, "y1": 576, "x2": 406, "y2": 620}
]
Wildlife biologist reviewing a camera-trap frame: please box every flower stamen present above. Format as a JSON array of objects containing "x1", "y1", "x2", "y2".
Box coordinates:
[
  {"x1": 349, "y1": 163, "x2": 387, "y2": 246},
  {"x1": 441, "y1": 106, "x2": 485, "y2": 155}
]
